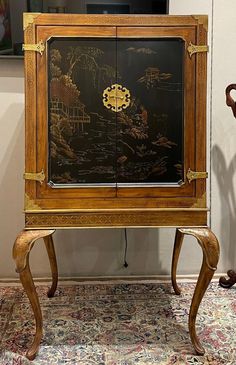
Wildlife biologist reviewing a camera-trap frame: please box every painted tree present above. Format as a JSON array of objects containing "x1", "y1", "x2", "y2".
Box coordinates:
[{"x1": 66, "y1": 46, "x2": 103, "y2": 78}]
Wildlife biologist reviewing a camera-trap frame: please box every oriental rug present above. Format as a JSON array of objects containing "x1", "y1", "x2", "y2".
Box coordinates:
[{"x1": 0, "y1": 281, "x2": 235, "y2": 364}]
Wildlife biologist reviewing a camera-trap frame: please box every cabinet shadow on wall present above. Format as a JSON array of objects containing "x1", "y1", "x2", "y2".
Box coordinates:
[
  {"x1": 54, "y1": 228, "x2": 167, "y2": 277},
  {"x1": 212, "y1": 144, "x2": 236, "y2": 268}
]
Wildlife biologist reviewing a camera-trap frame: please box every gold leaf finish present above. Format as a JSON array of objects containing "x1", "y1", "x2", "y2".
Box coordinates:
[
  {"x1": 187, "y1": 168, "x2": 208, "y2": 183},
  {"x1": 192, "y1": 15, "x2": 208, "y2": 31},
  {"x1": 25, "y1": 194, "x2": 42, "y2": 211},
  {"x1": 24, "y1": 170, "x2": 45, "y2": 184},
  {"x1": 25, "y1": 210, "x2": 207, "y2": 228},
  {"x1": 22, "y1": 40, "x2": 45, "y2": 56},
  {"x1": 187, "y1": 42, "x2": 209, "y2": 58},
  {"x1": 191, "y1": 192, "x2": 206, "y2": 208},
  {"x1": 23, "y1": 12, "x2": 41, "y2": 31}
]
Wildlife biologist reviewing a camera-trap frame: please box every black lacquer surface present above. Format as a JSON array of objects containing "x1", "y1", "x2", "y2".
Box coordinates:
[{"x1": 48, "y1": 37, "x2": 184, "y2": 186}]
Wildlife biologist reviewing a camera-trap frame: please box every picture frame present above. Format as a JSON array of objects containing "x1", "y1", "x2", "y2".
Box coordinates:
[
  {"x1": 27, "y1": 0, "x2": 43, "y2": 12},
  {"x1": 86, "y1": 3, "x2": 130, "y2": 14},
  {"x1": 0, "y1": 0, "x2": 12, "y2": 54},
  {"x1": 48, "y1": 6, "x2": 67, "y2": 13}
]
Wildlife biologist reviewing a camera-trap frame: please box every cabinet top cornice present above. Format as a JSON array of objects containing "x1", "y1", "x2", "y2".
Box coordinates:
[{"x1": 23, "y1": 13, "x2": 208, "y2": 30}]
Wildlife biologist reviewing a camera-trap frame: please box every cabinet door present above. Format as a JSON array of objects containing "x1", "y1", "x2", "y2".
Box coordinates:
[
  {"x1": 116, "y1": 26, "x2": 200, "y2": 199},
  {"x1": 25, "y1": 18, "x2": 206, "y2": 211},
  {"x1": 36, "y1": 26, "x2": 118, "y2": 200}
]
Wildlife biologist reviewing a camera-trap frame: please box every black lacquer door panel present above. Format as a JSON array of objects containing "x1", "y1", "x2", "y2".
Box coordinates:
[
  {"x1": 47, "y1": 37, "x2": 184, "y2": 187},
  {"x1": 116, "y1": 38, "x2": 184, "y2": 185},
  {"x1": 48, "y1": 37, "x2": 117, "y2": 186}
]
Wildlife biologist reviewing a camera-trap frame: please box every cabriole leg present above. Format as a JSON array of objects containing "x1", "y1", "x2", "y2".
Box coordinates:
[
  {"x1": 43, "y1": 234, "x2": 58, "y2": 298},
  {"x1": 171, "y1": 229, "x2": 184, "y2": 295},
  {"x1": 173, "y1": 228, "x2": 220, "y2": 355},
  {"x1": 12, "y1": 229, "x2": 55, "y2": 360}
]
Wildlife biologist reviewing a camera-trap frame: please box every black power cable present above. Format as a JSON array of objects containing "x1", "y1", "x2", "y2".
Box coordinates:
[{"x1": 123, "y1": 228, "x2": 128, "y2": 268}]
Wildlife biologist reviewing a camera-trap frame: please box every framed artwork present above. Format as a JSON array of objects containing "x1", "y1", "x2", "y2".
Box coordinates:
[
  {"x1": 86, "y1": 3, "x2": 130, "y2": 14},
  {"x1": 27, "y1": 0, "x2": 43, "y2": 12},
  {"x1": 48, "y1": 6, "x2": 67, "y2": 13},
  {"x1": 0, "y1": 0, "x2": 12, "y2": 54}
]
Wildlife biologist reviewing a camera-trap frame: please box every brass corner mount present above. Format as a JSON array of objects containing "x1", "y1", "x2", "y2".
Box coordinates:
[
  {"x1": 192, "y1": 15, "x2": 208, "y2": 31},
  {"x1": 23, "y1": 12, "x2": 41, "y2": 31}
]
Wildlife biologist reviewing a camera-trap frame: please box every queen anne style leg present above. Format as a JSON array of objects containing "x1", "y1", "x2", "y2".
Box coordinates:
[
  {"x1": 171, "y1": 227, "x2": 220, "y2": 355},
  {"x1": 171, "y1": 229, "x2": 184, "y2": 295},
  {"x1": 12, "y1": 229, "x2": 55, "y2": 360},
  {"x1": 43, "y1": 234, "x2": 58, "y2": 297}
]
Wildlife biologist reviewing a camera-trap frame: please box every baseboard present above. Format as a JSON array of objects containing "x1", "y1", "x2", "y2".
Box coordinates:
[{"x1": 0, "y1": 273, "x2": 226, "y2": 285}]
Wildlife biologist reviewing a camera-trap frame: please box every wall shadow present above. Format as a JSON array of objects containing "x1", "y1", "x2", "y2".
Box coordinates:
[
  {"x1": 212, "y1": 144, "x2": 236, "y2": 268},
  {"x1": 0, "y1": 103, "x2": 25, "y2": 277},
  {"x1": 55, "y1": 227, "x2": 166, "y2": 277}
]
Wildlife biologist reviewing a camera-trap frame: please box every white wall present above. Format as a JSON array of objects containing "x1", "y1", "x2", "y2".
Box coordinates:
[
  {"x1": 0, "y1": 61, "x2": 25, "y2": 278},
  {"x1": 0, "y1": 0, "x2": 235, "y2": 279},
  {"x1": 211, "y1": 1, "x2": 236, "y2": 271}
]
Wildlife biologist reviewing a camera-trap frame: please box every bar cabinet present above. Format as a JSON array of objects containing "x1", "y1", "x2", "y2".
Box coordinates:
[{"x1": 13, "y1": 13, "x2": 220, "y2": 360}]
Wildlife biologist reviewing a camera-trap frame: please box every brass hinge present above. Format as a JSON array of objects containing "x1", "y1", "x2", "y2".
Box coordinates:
[
  {"x1": 22, "y1": 40, "x2": 45, "y2": 56},
  {"x1": 187, "y1": 42, "x2": 209, "y2": 58},
  {"x1": 23, "y1": 170, "x2": 45, "y2": 185},
  {"x1": 187, "y1": 169, "x2": 208, "y2": 183}
]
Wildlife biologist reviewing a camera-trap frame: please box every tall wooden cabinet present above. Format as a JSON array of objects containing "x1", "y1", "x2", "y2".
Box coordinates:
[{"x1": 13, "y1": 13, "x2": 220, "y2": 360}]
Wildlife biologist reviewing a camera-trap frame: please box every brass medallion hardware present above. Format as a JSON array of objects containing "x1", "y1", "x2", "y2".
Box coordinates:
[
  {"x1": 22, "y1": 40, "x2": 45, "y2": 56},
  {"x1": 103, "y1": 84, "x2": 131, "y2": 112},
  {"x1": 187, "y1": 169, "x2": 208, "y2": 183},
  {"x1": 187, "y1": 42, "x2": 209, "y2": 58},
  {"x1": 23, "y1": 170, "x2": 45, "y2": 185}
]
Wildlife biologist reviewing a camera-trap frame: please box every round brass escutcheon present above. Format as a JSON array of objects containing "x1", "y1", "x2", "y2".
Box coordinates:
[{"x1": 103, "y1": 84, "x2": 131, "y2": 112}]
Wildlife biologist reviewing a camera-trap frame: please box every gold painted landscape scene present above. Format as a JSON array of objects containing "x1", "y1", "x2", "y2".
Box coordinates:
[{"x1": 48, "y1": 38, "x2": 184, "y2": 185}]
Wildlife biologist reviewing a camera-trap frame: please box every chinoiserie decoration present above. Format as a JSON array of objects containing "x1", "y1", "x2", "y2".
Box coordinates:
[{"x1": 12, "y1": 14, "x2": 220, "y2": 361}]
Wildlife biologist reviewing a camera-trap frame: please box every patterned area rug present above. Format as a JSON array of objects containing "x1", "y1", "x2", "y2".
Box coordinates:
[{"x1": 0, "y1": 281, "x2": 235, "y2": 364}]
